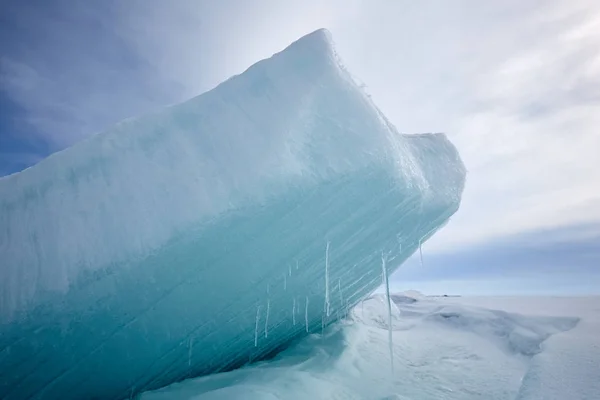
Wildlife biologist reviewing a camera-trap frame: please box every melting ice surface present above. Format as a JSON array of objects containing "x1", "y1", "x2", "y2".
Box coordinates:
[{"x1": 0, "y1": 29, "x2": 465, "y2": 399}]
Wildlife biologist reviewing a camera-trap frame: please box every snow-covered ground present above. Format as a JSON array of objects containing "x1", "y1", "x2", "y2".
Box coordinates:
[{"x1": 142, "y1": 294, "x2": 600, "y2": 400}]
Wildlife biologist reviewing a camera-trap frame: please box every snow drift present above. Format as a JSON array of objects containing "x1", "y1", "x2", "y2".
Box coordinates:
[
  {"x1": 140, "y1": 295, "x2": 583, "y2": 400},
  {"x1": 0, "y1": 29, "x2": 465, "y2": 399}
]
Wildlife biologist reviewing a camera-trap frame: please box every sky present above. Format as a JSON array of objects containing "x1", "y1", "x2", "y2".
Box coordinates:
[{"x1": 1, "y1": 0, "x2": 599, "y2": 295}]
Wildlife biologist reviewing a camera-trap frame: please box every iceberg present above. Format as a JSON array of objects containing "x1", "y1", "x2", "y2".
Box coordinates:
[{"x1": 0, "y1": 29, "x2": 466, "y2": 400}]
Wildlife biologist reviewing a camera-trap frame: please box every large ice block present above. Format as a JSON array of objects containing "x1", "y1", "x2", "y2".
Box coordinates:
[{"x1": 0, "y1": 29, "x2": 466, "y2": 400}]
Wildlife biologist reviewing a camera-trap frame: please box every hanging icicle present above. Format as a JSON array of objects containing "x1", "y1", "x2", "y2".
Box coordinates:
[
  {"x1": 305, "y1": 296, "x2": 309, "y2": 332},
  {"x1": 292, "y1": 298, "x2": 296, "y2": 325},
  {"x1": 381, "y1": 252, "x2": 394, "y2": 374},
  {"x1": 264, "y1": 299, "x2": 270, "y2": 338},
  {"x1": 254, "y1": 305, "x2": 261, "y2": 346}
]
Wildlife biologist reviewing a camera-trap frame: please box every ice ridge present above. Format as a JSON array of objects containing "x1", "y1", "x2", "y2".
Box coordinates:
[{"x1": 0, "y1": 29, "x2": 466, "y2": 400}]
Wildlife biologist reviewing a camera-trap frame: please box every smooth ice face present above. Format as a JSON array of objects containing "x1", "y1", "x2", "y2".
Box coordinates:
[{"x1": 0, "y1": 29, "x2": 466, "y2": 400}]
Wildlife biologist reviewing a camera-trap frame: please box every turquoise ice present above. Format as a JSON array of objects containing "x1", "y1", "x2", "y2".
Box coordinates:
[{"x1": 0, "y1": 29, "x2": 465, "y2": 399}]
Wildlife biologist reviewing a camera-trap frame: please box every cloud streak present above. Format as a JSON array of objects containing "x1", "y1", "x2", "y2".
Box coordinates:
[{"x1": 392, "y1": 223, "x2": 600, "y2": 295}]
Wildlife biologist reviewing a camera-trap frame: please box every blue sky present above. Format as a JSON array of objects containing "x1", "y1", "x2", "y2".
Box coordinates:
[
  {"x1": 1, "y1": 0, "x2": 599, "y2": 295},
  {"x1": 395, "y1": 223, "x2": 600, "y2": 295}
]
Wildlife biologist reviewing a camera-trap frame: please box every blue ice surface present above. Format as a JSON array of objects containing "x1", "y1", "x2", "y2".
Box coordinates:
[{"x1": 0, "y1": 29, "x2": 466, "y2": 399}]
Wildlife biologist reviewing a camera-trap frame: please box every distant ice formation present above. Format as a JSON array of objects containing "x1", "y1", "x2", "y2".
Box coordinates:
[{"x1": 0, "y1": 29, "x2": 465, "y2": 399}]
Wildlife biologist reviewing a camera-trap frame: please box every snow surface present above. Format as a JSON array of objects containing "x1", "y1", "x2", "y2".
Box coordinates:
[
  {"x1": 141, "y1": 295, "x2": 599, "y2": 400},
  {"x1": 448, "y1": 297, "x2": 600, "y2": 400},
  {"x1": 0, "y1": 29, "x2": 465, "y2": 399}
]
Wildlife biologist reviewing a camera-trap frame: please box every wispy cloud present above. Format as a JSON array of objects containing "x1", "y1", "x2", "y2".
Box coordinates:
[
  {"x1": 334, "y1": 0, "x2": 600, "y2": 250},
  {"x1": 0, "y1": 0, "x2": 170, "y2": 160},
  {"x1": 0, "y1": 0, "x2": 358, "y2": 171}
]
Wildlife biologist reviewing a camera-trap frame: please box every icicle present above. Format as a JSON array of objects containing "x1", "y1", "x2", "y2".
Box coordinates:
[
  {"x1": 188, "y1": 337, "x2": 193, "y2": 367},
  {"x1": 264, "y1": 299, "x2": 270, "y2": 338},
  {"x1": 381, "y1": 252, "x2": 394, "y2": 374},
  {"x1": 292, "y1": 298, "x2": 296, "y2": 325},
  {"x1": 254, "y1": 305, "x2": 261, "y2": 346},
  {"x1": 289, "y1": 264, "x2": 292, "y2": 276},
  {"x1": 419, "y1": 240, "x2": 424, "y2": 267},
  {"x1": 325, "y1": 241, "x2": 330, "y2": 316},
  {"x1": 361, "y1": 299, "x2": 365, "y2": 320},
  {"x1": 305, "y1": 296, "x2": 309, "y2": 332}
]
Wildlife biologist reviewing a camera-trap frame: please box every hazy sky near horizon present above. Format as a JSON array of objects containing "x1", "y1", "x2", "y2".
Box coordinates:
[{"x1": 1, "y1": 0, "x2": 599, "y2": 294}]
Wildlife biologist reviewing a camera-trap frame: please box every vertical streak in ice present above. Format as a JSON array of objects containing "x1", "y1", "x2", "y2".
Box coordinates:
[
  {"x1": 188, "y1": 337, "x2": 193, "y2": 367},
  {"x1": 305, "y1": 297, "x2": 309, "y2": 332},
  {"x1": 284, "y1": 274, "x2": 287, "y2": 290},
  {"x1": 289, "y1": 264, "x2": 292, "y2": 276},
  {"x1": 292, "y1": 298, "x2": 296, "y2": 325},
  {"x1": 264, "y1": 299, "x2": 270, "y2": 338},
  {"x1": 254, "y1": 305, "x2": 261, "y2": 346},
  {"x1": 361, "y1": 299, "x2": 365, "y2": 320},
  {"x1": 381, "y1": 252, "x2": 394, "y2": 374},
  {"x1": 338, "y1": 279, "x2": 343, "y2": 306},
  {"x1": 296, "y1": 259, "x2": 299, "y2": 270},
  {"x1": 325, "y1": 241, "x2": 330, "y2": 316}
]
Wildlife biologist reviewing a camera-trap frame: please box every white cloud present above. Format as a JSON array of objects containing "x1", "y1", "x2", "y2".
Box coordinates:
[{"x1": 331, "y1": 0, "x2": 600, "y2": 251}]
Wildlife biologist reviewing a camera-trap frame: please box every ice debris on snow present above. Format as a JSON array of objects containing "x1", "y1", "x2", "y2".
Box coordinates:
[{"x1": 0, "y1": 29, "x2": 465, "y2": 400}]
